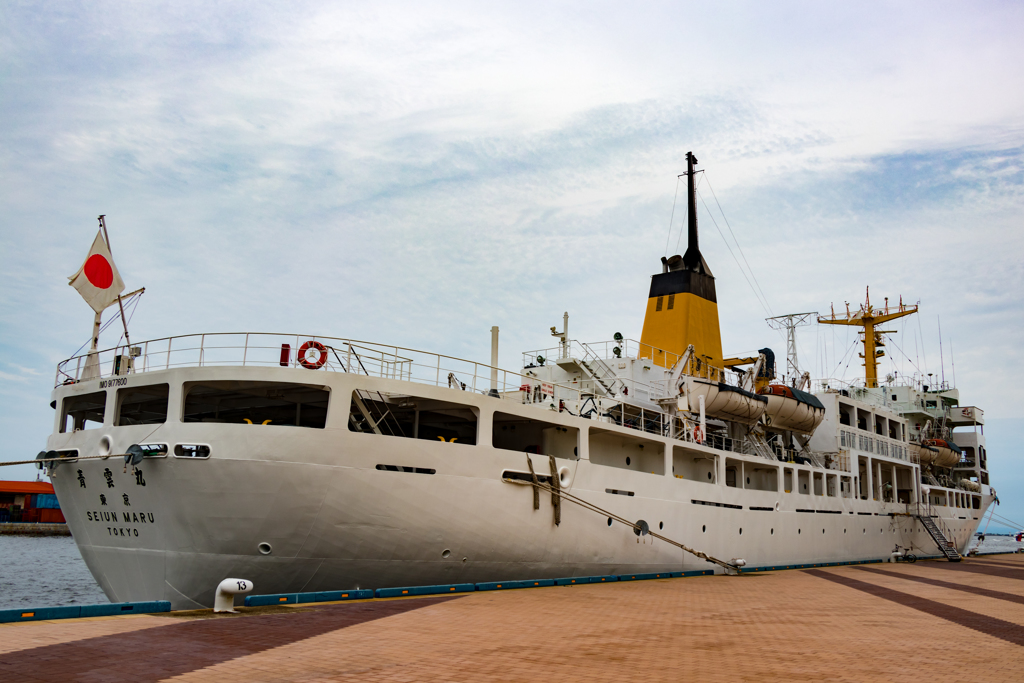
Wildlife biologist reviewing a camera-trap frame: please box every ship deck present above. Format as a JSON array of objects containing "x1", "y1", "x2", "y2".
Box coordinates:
[{"x1": 3, "y1": 554, "x2": 1023, "y2": 681}]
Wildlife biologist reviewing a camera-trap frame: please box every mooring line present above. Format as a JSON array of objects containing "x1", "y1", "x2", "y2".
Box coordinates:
[{"x1": 505, "y1": 474, "x2": 739, "y2": 572}]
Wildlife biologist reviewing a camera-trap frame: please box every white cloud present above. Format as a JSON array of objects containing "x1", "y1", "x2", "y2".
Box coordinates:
[{"x1": 1, "y1": 1, "x2": 1023, "y2": 482}]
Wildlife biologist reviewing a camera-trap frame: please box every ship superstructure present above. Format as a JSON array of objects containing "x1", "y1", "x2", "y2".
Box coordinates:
[{"x1": 37, "y1": 156, "x2": 996, "y2": 608}]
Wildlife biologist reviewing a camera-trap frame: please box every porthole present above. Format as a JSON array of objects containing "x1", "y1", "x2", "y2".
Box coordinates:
[
  {"x1": 607, "y1": 518, "x2": 613, "y2": 526},
  {"x1": 442, "y1": 549, "x2": 451, "y2": 558},
  {"x1": 771, "y1": 528, "x2": 774, "y2": 535},
  {"x1": 258, "y1": 542, "x2": 273, "y2": 555},
  {"x1": 98, "y1": 435, "x2": 112, "y2": 457},
  {"x1": 822, "y1": 529, "x2": 825, "y2": 534},
  {"x1": 626, "y1": 457, "x2": 631, "y2": 466},
  {"x1": 702, "y1": 525, "x2": 706, "y2": 533},
  {"x1": 707, "y1": 472, "x2": 712, "y2": 480},
  {"x1": 659, "y1": 521, "x2": 664, "y2": 530},
  {"x1": 739, "y1": 528, "x2": 743, "y2": 535},
  {"x1": 863, "y1": 529, "x2": 866, "y2": 533},
  {"x1": 798, "y1": 529, "x2": 801, "y2": 534},
  {"x1": 844, "y1": 529, "x2": 847, "y2": 534}
]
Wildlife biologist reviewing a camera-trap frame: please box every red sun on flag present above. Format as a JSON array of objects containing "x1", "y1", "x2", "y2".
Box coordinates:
[
  {"x1": 69, "y1": 229, "x2": 125, "y2": 313},
  {"x1": 84, "y1": 254, "x2": 114, "y2": 289}
]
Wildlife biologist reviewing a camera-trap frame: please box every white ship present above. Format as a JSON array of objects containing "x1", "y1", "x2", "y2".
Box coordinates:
[{"x1": 40, "y1": 155, "x2": 995, "y2": 609}]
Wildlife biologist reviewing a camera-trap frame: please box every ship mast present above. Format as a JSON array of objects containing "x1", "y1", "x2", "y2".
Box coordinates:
[{"x1": 818, "y1": 287, "x2": 917, "y2": 388}]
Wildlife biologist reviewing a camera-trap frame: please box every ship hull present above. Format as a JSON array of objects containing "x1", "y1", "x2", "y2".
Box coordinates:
[{"x1": 47, "y1": 367, "x2": 992, "y2": 609}]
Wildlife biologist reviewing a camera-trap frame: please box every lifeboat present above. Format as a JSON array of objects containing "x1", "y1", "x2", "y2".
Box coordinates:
[
  {"x1": 682, "y1": 377, "x2": 767, "y2": 425},
  {"x1": 911, "y1": 438, "x2": 961, "y2": 469},
  {"x1": 758, "y1": 384, "x2": 826, "y2": 434}
]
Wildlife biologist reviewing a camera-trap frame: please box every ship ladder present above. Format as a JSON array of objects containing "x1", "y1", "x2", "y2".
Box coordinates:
[
  {"x1": 748, "y1": 434, "x2": 781, "y2": 463},
  {"x1": 577, "y1": 341, "x2": 624, "y2": 396},
  {"x1": 917, "y1": 515, "x2": 962, "y2": 562}
]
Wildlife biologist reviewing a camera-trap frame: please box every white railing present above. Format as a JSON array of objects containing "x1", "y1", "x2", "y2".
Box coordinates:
[
  {"x1": 55, "y1": 332, "x2": 586, "y2": 406},
  {"x1": 523, "y1": 338, "x2": 684, "y2": 368},
  {"x1": 56, "y1": 332, "x2": 839, "y2": 469}
]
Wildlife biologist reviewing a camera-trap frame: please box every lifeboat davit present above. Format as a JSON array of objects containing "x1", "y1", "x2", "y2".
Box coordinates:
[
  {"x1": 683, "y1": 377, "x2": 767, "y2": 425},
  {"x1": 758, "y1": 384, "x2": 826, "y2": 434},
  {"x1": 912, "y1": 438, "x2": 961, "y2": 469}
]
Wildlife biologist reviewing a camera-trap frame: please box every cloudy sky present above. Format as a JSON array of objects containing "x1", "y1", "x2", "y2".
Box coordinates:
[{"x1": 2, "y1": 1, "x2": 1022, "y2": 523}]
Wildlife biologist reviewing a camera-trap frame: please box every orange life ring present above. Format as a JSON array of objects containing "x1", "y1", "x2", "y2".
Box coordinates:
[
  {"x1": 298, "y1": 341, "x2": 328, "y2": 369},
  {"x1": 693, "y1": 425, "x2": 704, "y2": 443}
]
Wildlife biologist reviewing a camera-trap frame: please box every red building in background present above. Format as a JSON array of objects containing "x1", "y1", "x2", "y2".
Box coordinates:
[{"x1": 0, "y1": 481, "x2": 66, "y2": 524}]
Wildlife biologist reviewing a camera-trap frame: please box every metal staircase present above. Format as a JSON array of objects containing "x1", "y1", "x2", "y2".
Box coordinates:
[
  {"x1": 557, "y1": 342, "x2": 623, "y2": 397},
  {"x1": 918, "y1": 515, "x2": 962, "y2": 561},
  {"x1": 747, "y1": 434, "x2": 782, "y2": 462}
]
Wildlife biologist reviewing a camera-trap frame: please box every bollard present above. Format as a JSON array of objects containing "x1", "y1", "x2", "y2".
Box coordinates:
[{"x1": 214, "y1": 578, "x2": 254, "y2": 613}]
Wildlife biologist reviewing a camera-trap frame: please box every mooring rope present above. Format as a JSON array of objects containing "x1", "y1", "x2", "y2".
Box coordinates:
[
  {"x1": 506, "y1": 471, "x2": 739, "y2": 572},
  {"x1": 1, "y1": 453, "x2": 132, "y2": 467}
]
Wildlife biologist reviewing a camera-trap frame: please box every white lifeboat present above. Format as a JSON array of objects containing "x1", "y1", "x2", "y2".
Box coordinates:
[
  {"x1": 683, "y1": 377, "x2": 767, "y2": 425},
  {"x1": 758, "y1": 384, "x2": 826, "y2": 434},
  {"x1": 911, "y1": 438, "x2": 961, "y2": 469}
]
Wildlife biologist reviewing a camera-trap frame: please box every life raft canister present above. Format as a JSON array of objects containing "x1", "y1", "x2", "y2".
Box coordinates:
[{"x1": 298, "y1": 340, "x2": 328, "y2": 370}]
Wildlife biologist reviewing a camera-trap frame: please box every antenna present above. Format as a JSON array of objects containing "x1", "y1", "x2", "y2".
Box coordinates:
[
  {"x1": 938, "y1": 315, "x2": 945, "y2": 387},
  {"x1": 765, "y1": 312, "x2": 816, "y2": 378},
  {"x1": 950, "y1": 339, "x2": 956, "y2": 388}
]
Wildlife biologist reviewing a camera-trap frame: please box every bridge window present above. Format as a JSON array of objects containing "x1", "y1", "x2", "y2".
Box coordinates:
[
  {"x1": 61, "y1": 391, "x2": 106, "y2": 432},
  {"x1": 183, "y1": 381, "x2": 329, "y2": 428},
  {"x1": 116, "y1": 384, "x2": 169, "y2": 426}
]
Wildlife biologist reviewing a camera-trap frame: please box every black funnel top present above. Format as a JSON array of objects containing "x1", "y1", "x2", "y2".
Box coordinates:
[
  {"x1": 681, "y1": 151, "x2": 712, "y2": 276},
  {"x1": 649, "y1": 151, "x2": 717, "y2": 303}
]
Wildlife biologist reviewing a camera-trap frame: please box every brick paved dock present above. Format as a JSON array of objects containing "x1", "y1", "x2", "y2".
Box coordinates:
[{"x1": 3, "y1": 554, "x2": 1024, "y2": 682}]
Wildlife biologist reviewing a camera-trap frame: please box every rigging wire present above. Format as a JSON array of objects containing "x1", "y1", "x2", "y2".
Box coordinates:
[
  {"x1": 830, "y1": 335, "x2": 861, "y2": 382},
  {"x1": 114, "y1": 294, "x2": 143, "y2": 349},
  {"x1": 663, "y1": 176, "x2": 681, "y2": 257},
  {"x1": 695, "y1": 187, "x2": 772, "y2": 317},
  {"x1": 703, "y1": 173, "x2": 773, "y2": 316},
  {"x1": 885, "y1": 334, "x2": 922, "y2": 376},
  {"x1": 66, "y1": 291, "x2": 144, "y2": 360}
]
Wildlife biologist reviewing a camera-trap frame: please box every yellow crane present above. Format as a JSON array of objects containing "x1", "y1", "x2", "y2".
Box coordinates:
[{"x1": 818, "y1": 287, "x2": 918, "y2": 388}]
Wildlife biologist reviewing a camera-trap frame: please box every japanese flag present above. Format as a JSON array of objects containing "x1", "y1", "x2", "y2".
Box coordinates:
[{"x1": 68, "y1": 230, "x2": 126, "y2": 313}]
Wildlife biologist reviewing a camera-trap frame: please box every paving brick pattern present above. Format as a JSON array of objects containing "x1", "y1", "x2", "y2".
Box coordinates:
[{"x1": 2, "y1": 555, "x2": 1024, "y2": 682}]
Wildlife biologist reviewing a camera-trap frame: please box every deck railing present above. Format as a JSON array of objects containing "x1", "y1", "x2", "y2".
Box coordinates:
[
  {"x1": 56, "y1": 332, "x2": 837, "y2": 469},
  {"x1": 55, "y1": 332, "x2": 591, "y2": 405}
]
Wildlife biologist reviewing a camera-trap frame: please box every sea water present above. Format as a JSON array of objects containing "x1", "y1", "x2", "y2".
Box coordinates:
[{"x1": 0, "y1": 535, "x2": 107, "y2": 610}]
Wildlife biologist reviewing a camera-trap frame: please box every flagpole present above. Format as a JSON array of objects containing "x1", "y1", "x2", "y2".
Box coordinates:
[{"x1": 98, "y1": 215, "x2": 132, "y2": 351}]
